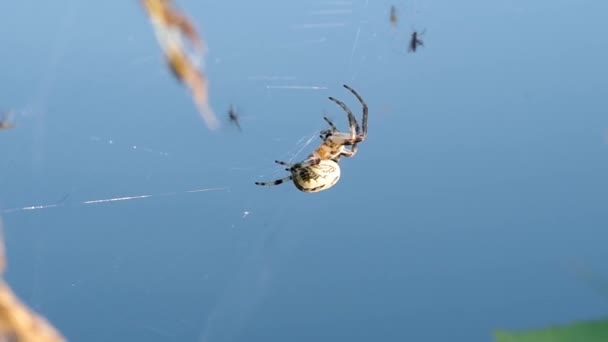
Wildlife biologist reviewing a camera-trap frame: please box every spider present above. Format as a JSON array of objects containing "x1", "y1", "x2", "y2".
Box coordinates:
[{"x1": 255, "y1": 84, "x2": 368, "y2": 193}]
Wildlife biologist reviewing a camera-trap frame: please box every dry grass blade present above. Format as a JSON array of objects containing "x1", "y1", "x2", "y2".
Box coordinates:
[{"x1": 0, "y1": 219, "x2": 66, "y2": 342}]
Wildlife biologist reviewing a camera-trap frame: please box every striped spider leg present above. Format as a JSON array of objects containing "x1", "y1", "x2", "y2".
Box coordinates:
[{"x1": 319, "y1": 84, "x2": 368, "y2": 160}]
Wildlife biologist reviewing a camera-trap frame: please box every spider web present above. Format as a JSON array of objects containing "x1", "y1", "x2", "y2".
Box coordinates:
[
  {"x1": 251, "y1": 129, "x2": 319, "y2": 186},
  {"x1": 1, "y1": 0, "x2": 363, "y2": 341},
  {"x1": 197, "y1": 130, "x2": 320, "y2": 342}
]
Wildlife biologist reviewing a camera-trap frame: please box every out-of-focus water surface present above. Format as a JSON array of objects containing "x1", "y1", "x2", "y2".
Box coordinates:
[{"x1": 0, "y1": 0, "x2": 607, "y2": 341}]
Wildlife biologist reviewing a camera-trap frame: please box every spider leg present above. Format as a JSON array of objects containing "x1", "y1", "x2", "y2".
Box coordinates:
[
  {"x1": 320, "y1": 130, "x2": 332, "y2": 140},
  {"x1": 328, "y1": 96, "x2": 358, "y2": 139},
  {"x1": 275, "y1": 160, "x2": 293, "y2": 167},
  {"x1": 292, "y1": 157, "x2": 321, "y2": 169},
  {"x1": 255, "y1": 175, "x2": 293, "y2": 187},
  {"x1": 342, "y1": 84, "x2": 368, "y2": 140},
  {"x1": 347, "y1": 143, "x2": 358, "y2": 157},
  {"x1": 320, "y1": 116, "x2": 338, "y2": 140},
  {"x1": 331, "y1": 144, "x2": 357, "y2": 164},
  {"x1": 276, "y1": 157, "x2": 320, "y2": 169},
  {"x1": 341, "y1": 144, "x2": 358, "y2": 158},
  {"x1": 323, "y1": 116, "x2": 338, "y2": 132}
]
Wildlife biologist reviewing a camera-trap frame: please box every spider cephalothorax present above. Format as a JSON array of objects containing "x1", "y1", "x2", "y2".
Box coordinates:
[{"x1": 255, "y1": 84, "x2": 368, "y2": 193}]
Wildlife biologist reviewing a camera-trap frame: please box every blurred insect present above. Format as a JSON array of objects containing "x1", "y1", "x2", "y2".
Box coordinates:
[
  {"x1": 408, "y1": 29, "x2": 425, "y2": 53},
  {"x1": 255, "y1": 84, "x2": 368, "y2": 193},
  {"x1": 227, "y1": 105, "x2": 242, "y2": 132},
  {"x1": 389, "y1": 5, "x2": 398, "y2": 27},
  {"x1": 141, "y1": 0, "x2": 219, "y2": 130},
  {"x1": 0, "y1": 220, "x2": 66, "y2": 342},
  {"x1": 0, "y1": 111, "x2": 15, "y2": 130}
]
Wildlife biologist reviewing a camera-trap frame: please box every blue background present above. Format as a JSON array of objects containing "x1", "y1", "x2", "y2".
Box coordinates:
[{"x1": 0, "y1": 0, "x2": 607, "y2": 341}]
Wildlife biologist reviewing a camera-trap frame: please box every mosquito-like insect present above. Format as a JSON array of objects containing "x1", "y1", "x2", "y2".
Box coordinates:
[
  {"x1": 389, "y1": 5, "x2": 398, "y2": 27},
  {"x1": 227, "y1": 105, "x2": 242, "y2": 132},
  {"x1": 408, "y1": 29, "x2": 425, "y2": 53}
]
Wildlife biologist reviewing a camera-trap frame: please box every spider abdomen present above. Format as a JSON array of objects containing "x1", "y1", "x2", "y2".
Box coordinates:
[{"x1": 292, "y1": 159, "x2": 341, "y2": 193}]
